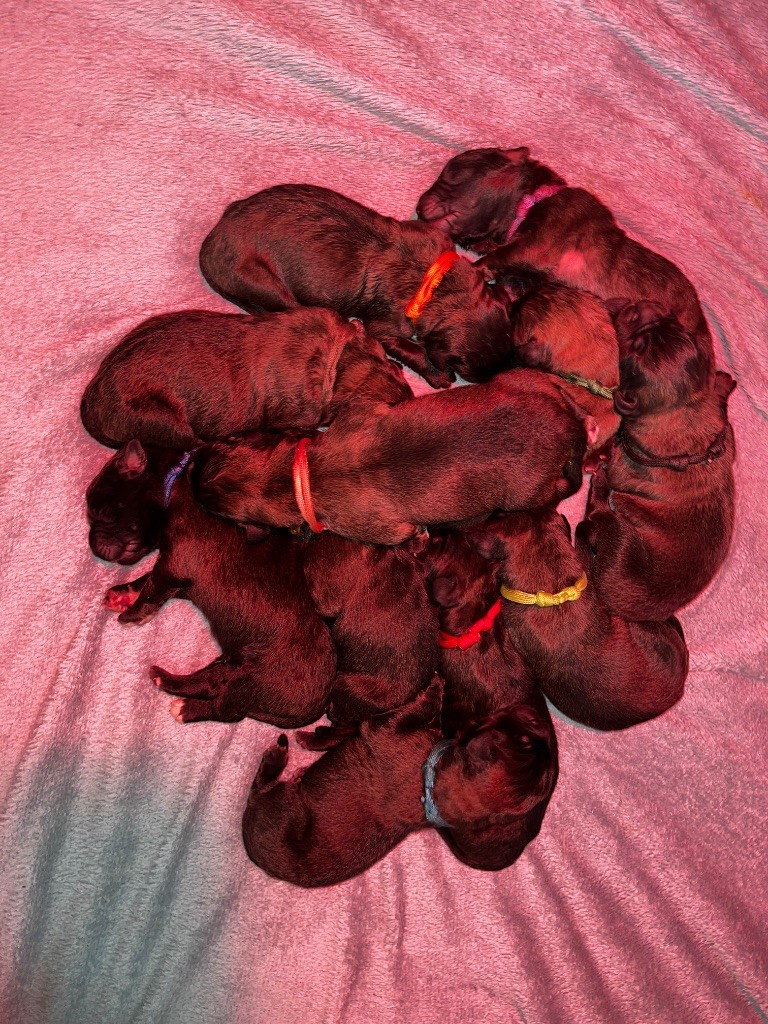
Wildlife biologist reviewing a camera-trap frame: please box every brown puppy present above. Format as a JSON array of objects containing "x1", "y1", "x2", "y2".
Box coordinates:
[
  {"x1": 576, "y1": 302, "x2": 736, "y2": 620},
  {"x1": 243, "y1": 676, "x2": 556, "y2": 885},
  {"x1": 199, "y1": 183, "x2": 519, "y2": 386},
  {"x1": 465, "y1": 509, "x2": 689, "y2": 730},
  {"x1": 425, "y1": 530, "x2": 558, "y2": 870},
  {"x1": 301, "y1": 532, "x2": 438, "y2": 722},
  {"x1": 81, "y1": 307, "x2": 409, "y2": 449},
  {"x1": 416, "y1": 147, "x2": 714, "y2": 371},
  {"x1": 191, "y1": 370, "x2": 590, "y2": 546},
  {"x1": 103, "y1": 464, "x2": 336, "y2": 729}
]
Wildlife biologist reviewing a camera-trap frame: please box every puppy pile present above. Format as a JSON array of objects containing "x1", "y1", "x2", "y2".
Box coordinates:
[{"x1": 81, "y1": 147, "x2": 736, "y2": 888}]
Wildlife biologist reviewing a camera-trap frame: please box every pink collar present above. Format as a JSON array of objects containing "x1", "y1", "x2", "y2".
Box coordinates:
[{"x1": 505, "y1": 184, "x2": 565, "y2": 241}]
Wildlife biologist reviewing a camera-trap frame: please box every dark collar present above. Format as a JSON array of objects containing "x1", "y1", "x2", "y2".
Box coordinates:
[{"x1": 617, "y1": 425, "x2": 728, "y2": 471}]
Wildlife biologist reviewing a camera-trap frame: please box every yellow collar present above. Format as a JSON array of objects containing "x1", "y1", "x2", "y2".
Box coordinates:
[{"x1": 500, "y1": 572, "x2": 588, "y2": 607}]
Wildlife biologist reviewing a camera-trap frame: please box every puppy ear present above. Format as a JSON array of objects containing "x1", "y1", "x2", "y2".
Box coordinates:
[
  {"x1": 114, "y1": 440, "x2": 147, "y2": 479},
  {"x1": 465, "y1": 529, "x2": 509, "y2": 562},
  {"x1": 429, "y1": 576, "x2": 460, "y2": 608},
  {"x1": 613, "y1": 388, "x2": 639, "y2": 416},
  {"x1": 502, "y1": 146, "x2": 530, "y2": 165},
  {"x1": 714, "y1": 371, "x2": 737, "y2": 399},
  {"x1": 241, "y1": 523, "x2": 271, "y2": 544}
]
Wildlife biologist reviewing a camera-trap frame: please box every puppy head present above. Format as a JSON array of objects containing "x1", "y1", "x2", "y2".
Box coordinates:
[
  {"x1": 85, "y1": 440, "x2": 162, "y2": 564},
  {"x1": 610, "y1": 300, "x2": 710, "y2": 416},
  {"x1": 426, "y1": 529, "x2": 500, "y2": 632},
  {"x1": 434, "y1": 704, "x2": 557, "y2": 828},
  {"x1": 465, "y1": 509, "x2": 572, "y2": 568},
  {"x1": 416, "y1": 146, "x2": 561, "y2": 253},
  {"x1": 190, "y1": 434, "x2": 282, "y2": 527}
]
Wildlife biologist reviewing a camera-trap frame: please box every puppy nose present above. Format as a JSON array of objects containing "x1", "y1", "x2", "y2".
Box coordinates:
[{"x1": 90, "y1": 534, "x2": 125, "y2": 563}]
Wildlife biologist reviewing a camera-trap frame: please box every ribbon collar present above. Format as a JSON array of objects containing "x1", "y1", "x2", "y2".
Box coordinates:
[
  {"x1": 501, "y1": 572, "x2": 588, "y2": 607},
  {"x1": 421, "y1": 739, "x2": 452, "y2": 828},
  {"x1": 555, "y1": 370, "x2": 616, "y2": 401},
  {"x1": 617, "y1": 425, "x2": 728, "y2": 471},
  {"x1": 506, "y1": 184, "x2": 565, "y2": 241},
  {"x1": 438, "y1": 598, "x2": 503, "y2": 650},
  {"x1": 405, "y1": 251, "x2": 462, "y2": 323},
  {"x1": 292, "y1": 438, "x2": 324, "y2": 533},
  {"x1": 162, "y1": 448, "x2": 200, "y2": 508}
]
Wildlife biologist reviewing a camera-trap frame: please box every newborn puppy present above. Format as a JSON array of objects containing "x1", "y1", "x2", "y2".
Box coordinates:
[
  {"x1": 199, "y1": 184, "x2": 518, "y2": 386},
  {"x1": 466, "y1": 509, "x2": 689, "y2": 730},
  {"x1": 417, "y1": 147, "x2": 713, "y2": 371},
  {"x1": 425, "y1": 530, "x2": 558, "y2": 871},
  {"x1": 191, "y1": 370, "x2": 590, "y2": 546},
  {"x1": 243, "y1": 676, "x2": 556, "y2": 885},
  {"x1": 500, "y1": 265, "x2": 620, "y2": 454},
  {"x1": 103, "y1": 464, "x2": 336, "y2": 729},
  {"x1": 301, "y1": 532, "x2": 438, "y2": 721},
  {"x1": 86, "y1": 441, "x2": 176, "y2": 564},
  {"x1": 576, "y1": 301, "x2": 736, "y2": 620},
  {"x1": 81, "y1": 307, "x2": 409, "y2": 449}
]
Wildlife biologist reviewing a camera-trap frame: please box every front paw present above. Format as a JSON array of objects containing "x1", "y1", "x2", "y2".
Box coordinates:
[
  {"x1": 117, "y1": 604, "x2": 159, "y2": 626},
  {"x1": 255, "y1": 735, "x2": 290, "y2": 788},
  {"x1": 104, "y1": 583, "x2": 141, "y2": 613},
  {"x1": 422, "y1": 364, "x2": 456, "y2": 390}
]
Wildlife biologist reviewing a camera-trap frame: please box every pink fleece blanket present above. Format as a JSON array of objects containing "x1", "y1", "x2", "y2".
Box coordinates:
[{"x1": 2, "y1": 2, "x2": 767, "y2": 1022}]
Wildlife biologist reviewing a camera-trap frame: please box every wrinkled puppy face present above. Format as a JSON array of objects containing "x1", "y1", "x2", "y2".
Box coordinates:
[
  {"x1": 190, "y1": 435, "x2": 281, "y2": 527},
  {"x1": 437, "y1": 704, "x2": 556, "y2": 827},
  {"x1": 416, "y1": 147, "x2": 531, "y2": 252},
  {"x1": 426, "y1": 530, "x2": 499, "y2": 627},
  {"x1": 86, "y1": 440, "x2": 161, "y2": 564},
  {"x1": 611, "y1": 300, "x2": 710, "y2": 417}
]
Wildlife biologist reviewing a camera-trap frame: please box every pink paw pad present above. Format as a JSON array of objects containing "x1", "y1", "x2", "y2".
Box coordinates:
[
  {"x1": 169, "y1": 698, "x2": 187, "y2": 722},
  {"x1": 104, "y1": 587, "x2": 139, "y2": 612}
]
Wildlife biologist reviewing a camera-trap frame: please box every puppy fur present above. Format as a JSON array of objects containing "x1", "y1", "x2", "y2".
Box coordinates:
[
  {"x1": 465, "y1": 509, "x2": 689, "y2": 730},
  {"x1": 198, "y1": 183, "x2": 520, "y2": 386},
  {"x1": 81, "y1": 307, "x2": 409, "y2": 449},
  {"x1": 103, "y1": 462, "x2": 336, "y2": 729},
  {"x1": 577, "y1": 302, "x2": 736, "y2": 620},
  {"x1": 243, "y1": 676, "x2": 556, "y2": 885},
  {"x1": 417, "y1": 147, "x2": 714, "y2": 371},
  {"x1": 301, "y1": 531, "x2": 438, "y2": 721},
  {"x1": 191, "y1": 370, "x2": 589, "y2": 546}
]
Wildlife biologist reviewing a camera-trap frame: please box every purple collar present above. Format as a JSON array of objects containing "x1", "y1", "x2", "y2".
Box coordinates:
[
  {"x1": 506, "y1": 184, "x2": 565, "y2": 241},
  {"x1": 162, "y1": 448, "x2": 200, "y2": 507}
]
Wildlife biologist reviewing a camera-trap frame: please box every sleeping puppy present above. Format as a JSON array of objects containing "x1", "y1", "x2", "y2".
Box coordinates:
[
  {"x1": 102, "y1": 461, "x2": 336, "y2": 729},
  {"x1": 301, "y1": 532, "x2": 438, "y2": 722},
  {"x1": 191, "y1": 370, "x2": 590, "y2": 546},
  {"x1": 416, "y1": 147, "x2": 714, "y2": 371},
  {"x1": 85, "y1": 441, "x2": 175, "y2": 564},
  {"x1": 499, "y1": 264, "x2": 620, "y2": 454},
  {"x1": 424, "y1": 530, "x2": 559, "y2": 871},
  {"x1": 199, "y1": 183, "x2": 518, "y2": 386},
  {"x1": 465, "y1": 509, "x2": 689, "y2": 730},
  {"x1": 576, "y1": 301, "x2": 736, "y2": 620},
  {"x1": 81, "y1": 307, "x2": 409, "y2": 449},
  {"x1": 242, "y1": 676, "x2": 556, "y2": 886}
]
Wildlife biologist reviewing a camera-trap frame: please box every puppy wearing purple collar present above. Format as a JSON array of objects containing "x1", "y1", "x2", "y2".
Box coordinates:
[
  {"x1": 243, "y1": 676, "x2": 556, "y2": 886},
  {"x1": 417, "y1": 146, "x2": 714, "y2": 372}
]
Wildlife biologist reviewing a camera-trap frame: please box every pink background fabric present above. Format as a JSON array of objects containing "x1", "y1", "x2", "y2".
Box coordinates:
[{"x1": 1, "y1": 2, "x2": 766, "y2": 1022}]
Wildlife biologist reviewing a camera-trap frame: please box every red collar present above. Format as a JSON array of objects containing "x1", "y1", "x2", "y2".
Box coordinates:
[
  {"x1": 438, "y1": 598, "x2": 503, "y2": 650},
  {"x1": 505, "y1": 184, "x2": 565, "y2": 242},
  {"x1": 405, "y1": 250, "x2": 462, "y2": 323},
  {"x1": 292, "y1": 438, "x2": 324, "y2": 532}
]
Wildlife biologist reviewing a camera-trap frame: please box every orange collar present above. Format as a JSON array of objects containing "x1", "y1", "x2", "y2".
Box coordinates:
[
  {"x1": 438, "y1": 598, "x2": 502, "y2": 650},
  {"x1": 292, "y1": 438, "x2": 324, "y2": 533},
  {"x1": 405, "y1": 251, "x2": 462, "y2": 323}
]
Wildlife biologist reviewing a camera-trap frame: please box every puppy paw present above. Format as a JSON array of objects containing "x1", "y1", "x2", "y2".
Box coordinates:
[
  {"x1": 422, "y1": 366, "x2": 455, "y2": 390},
  {"x1": 103, "y1": 584, "x2": 141, "y2": 612},
  {"x1": 583, "y1": 416, "x2": 599, "y2": 448},
  {"x1": 256, "y1": 735, "x2": 290, "y2": 786},
  {"x1": 117, "y1": 604, "x2": 158, "y2": 626},
  {"x1": 296, "y1": 723, "x2": 357, "y2": 751}
]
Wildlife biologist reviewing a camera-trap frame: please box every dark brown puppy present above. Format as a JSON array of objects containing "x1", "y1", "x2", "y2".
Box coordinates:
[
  {"x1": 81, "y1": 307, "x2": 409, "y2": 449},
  {"x1": 191, "y1": 370, "x2": 590, "y2": 546},
  {"x1": 576, "y1": 301, "x2": 736, "y2": 620},
  {"x1": 199, "y1": 183, "x2": 518, "y2": 386},
  {"x1": 425, "y1": 530, "x2": 558, "y2": 870},
  {"x1": 301, "y1": 532, "x2": 438, "y2": 722},
  {"x1": 85, "y1": 441, "x2": 176, "y2": 564},
  {"x1": 416, "y1": 147, "x2": 714, "y2": 371},
  {"x1": 243, "y1": 676, "x2": 556, "y2": 886},
  {"x1": 103, "y1": 464, "x2": 336, "y2": 729},
  {"x1": 464, "y1": 509, "x2": 689, "y2": 730}
]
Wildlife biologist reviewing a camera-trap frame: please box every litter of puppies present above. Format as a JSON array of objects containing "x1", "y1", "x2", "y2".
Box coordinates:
[{"x1": 81, "y1": 146, "x2": 736, "y2": 888}]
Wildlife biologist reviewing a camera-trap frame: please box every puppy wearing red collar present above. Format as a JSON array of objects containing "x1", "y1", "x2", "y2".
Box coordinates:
[
  {"x1": 103, "y1": 461, "x2": 336, "y2": 729},
  {"x1": 464, "y1": 508, "x2": 689, "y2": 730},
  {"x1": 190, "y1": 370, "x2": 590, "y2": 546},
  {"x1": 300, "y1": 532, "x2": 438, "y2": 722},
  {"x1": 577, "y1": 301, "x2": 736, "y2": 620},
  {"x1": 81, "y1": 307, "x2": 408, "y2": 450},
  {"x1": 416, "y1": 147, "x2": 714, "y2": 371},
  {"x1": 243, "y1": 675, "x2": 556, "y2": 885},
  {"x1": 199, "y1": 184, "x2": 520, "y2": 386}
]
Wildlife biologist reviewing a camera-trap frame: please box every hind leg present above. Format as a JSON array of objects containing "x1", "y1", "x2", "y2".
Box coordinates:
[
  {"x1": 200, "y1": 236, "x2": 300, "y2": 313},
  {"x1": 329, "y1": 672, "x2": 424, "y2": 722},
  {"x1": 117, "y1": 564, "x2": 188, "y2": 625},
  {"x1": 371, "y1": 333, "x2": 455, "y2": 389}
]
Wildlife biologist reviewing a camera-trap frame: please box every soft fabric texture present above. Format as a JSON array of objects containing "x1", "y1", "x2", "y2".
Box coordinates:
[{"x1": 1, "y1": 1, "x2": 766, "y2": 1022}]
